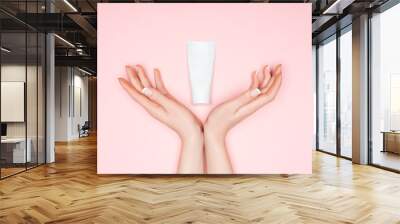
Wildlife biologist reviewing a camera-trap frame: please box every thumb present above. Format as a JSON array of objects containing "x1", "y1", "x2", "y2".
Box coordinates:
[{"x1": 229, "y1": 71, "x2": 261, "y2": 108}]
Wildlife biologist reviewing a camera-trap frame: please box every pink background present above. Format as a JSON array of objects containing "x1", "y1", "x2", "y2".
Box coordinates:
[{"x1": 97, "y1": 3, "x2": 313, "y2": 174}]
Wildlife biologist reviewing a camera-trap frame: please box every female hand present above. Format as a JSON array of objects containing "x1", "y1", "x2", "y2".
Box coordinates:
[
  {"x1": 118, "y1": 65, "x2": 204, "y2": 173},
  {"x1": 204, "y1": 64, "x2": 283, "y2": 173}
]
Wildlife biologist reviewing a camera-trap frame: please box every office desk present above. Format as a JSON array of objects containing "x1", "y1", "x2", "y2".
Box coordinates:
[
  {"x1": 1, "y1": 138, "x2": 32, "y2": 163},
  {"x1": 382, "y1": 131, "x2": 400, "y2": 154}
]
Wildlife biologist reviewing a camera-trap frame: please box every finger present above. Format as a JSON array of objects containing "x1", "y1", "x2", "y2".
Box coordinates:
[
  {"x1": 141, "y1": 86, "x2": 177, "y2": 110},
  {"x1": 265, "y1": 68, "x2": 282, "y2": 98},
  {"x1": 126, "y1": 65, "x2": 143, "y2": 91},
  {"x1": 260, "y1": 65, "x2": 271, "y2": 89},
  {"x1": 227, "y1": 72, "x2": 261, "y2": 110},
  {"x1": 272, "y1": 64, "x2": 282, "y2": 77},
  {"x1": 154, "y1": 68, "x2": 169, "y2": 95},
  {"x1": 136, "y1": 64, "x2": 153, "y2": 88},
  {"x1": 261, "y1": 64, "x2": 281, "y2": 94},
  {"x1": 236, "y1": 71, "x2": 282, "y2": 118},
  {"x1": 249, "y1": 70, "x2": 259, "y2": 90},
  {"x1": 118, "y1": 78, "x2": 161, "y2": 113},
  {"x1": 257, "y1": 65, "x2": 265, "y2": 86}
]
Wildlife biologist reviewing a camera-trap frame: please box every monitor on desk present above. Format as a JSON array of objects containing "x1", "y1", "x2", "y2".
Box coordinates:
[{"x1": 1, "y1": 123, "x2": 7, "y2": 138}]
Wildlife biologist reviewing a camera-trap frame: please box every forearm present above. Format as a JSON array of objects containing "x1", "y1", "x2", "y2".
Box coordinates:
[
  {"x1": 204, "y1": 131, "x2": 233, "y2": 174},
  {"x1": 177, "y1": 131, "x2": 204, "y2": 174}
]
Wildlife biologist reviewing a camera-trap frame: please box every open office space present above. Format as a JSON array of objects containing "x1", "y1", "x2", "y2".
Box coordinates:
[{"x1": 1, "y1": 0, "x2": 400, "y2": 223}]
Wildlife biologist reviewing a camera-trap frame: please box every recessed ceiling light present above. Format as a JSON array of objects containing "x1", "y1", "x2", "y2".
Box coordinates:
[{"x1": 1, "y1": 47, "x2": 11, "y2": 53}]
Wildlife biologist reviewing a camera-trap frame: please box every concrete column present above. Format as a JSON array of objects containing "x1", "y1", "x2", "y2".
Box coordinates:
[
  {"x1": 46, "y1": 1, "x2": 55, "y2": 163},
  {"x1": 352, "y1": 14, "x2": 369, "y2": 164},
  {"x1": 55, "y1": 67, "x2": 73, "y2": 141}
]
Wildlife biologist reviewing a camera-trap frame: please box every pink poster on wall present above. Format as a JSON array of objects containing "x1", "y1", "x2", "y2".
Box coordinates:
[{"x1": 97, "y1": 3, "x2": 313, "y2": 174}]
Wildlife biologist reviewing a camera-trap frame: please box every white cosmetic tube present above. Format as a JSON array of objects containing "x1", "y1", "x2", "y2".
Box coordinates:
[{"x1": 187, "y1": 41, "x2": 216, "y2": 104}]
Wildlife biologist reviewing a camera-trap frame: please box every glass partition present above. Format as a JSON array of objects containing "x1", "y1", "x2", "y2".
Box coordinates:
[
  {"x1": 38, "y1": 32, "x2": 45, "y2": 165},
  {"x1": 1, "y1": 31, "x2": 28, "y2": 177},
  {"x1": 0, "y1": 1, "x2": 46, "y2": 179},
  {"x1": 27, "y1": 31, "x2": 38, "y2": 169}
]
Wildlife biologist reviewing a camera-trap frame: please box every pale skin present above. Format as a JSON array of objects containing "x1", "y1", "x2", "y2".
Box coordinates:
[{"x1": 118, "y1": 64, "x2": 282, "y2": 174}]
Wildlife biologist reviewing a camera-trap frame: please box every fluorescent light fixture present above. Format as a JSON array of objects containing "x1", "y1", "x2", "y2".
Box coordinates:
[
  {"x1": 54, "y1": 34, "x2": 75, "y2": 48},
  {"x1": 323, "y1": 0, "x2": 354, "y2": 15},
  {"x1": 63, "y1": 0, "x2": 78, "y2": 12},
  {"x1": 76, "y1": 48, "x2": 86, "y2": 56},
  {"x1": 78, "y1": 67, "x2": 93, "y2": 76},
  {"x1": 323, "y1": 0, "x2": 341, "y2": 14},
  {"x1": 1, "y1": 47, "x2": 11, "y2": 53}
]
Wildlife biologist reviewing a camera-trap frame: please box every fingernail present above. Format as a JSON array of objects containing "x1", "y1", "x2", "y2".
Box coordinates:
[
  {"x1": 118, "y1": 77, "x2": 124, "y2": 83},
  {"x1": 142, "y1": 87, "x2": 152, "y2": 96},
  {"x1": 250, "y1": 88, "x2": 261, "y2": 97},
  {"x1": 276, "y1": 64, "x2": 282, "y2": 73}
]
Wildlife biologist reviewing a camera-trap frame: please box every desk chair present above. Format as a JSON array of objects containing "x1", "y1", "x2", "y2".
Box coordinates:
[{"x1": 79, "y1": 121, "x2": 90, "y2": 138}]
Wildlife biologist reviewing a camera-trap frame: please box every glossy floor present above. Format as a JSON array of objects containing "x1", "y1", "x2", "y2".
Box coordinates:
[
  {"x1": 372, "y1": 150, "x2": 400, "y2": 171},
  {"x1": 0, "y1": 135, "x2": 400, "y2": 223}
]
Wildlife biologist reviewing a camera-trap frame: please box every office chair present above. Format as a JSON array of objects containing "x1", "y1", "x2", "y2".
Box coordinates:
[{"x1": 79, "y1": 121, "x2": 90, "y2": 138}]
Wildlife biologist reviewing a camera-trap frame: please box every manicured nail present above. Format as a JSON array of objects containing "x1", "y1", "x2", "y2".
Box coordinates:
[
  {"x1": 250, "y1": 88, "x2": 261, "y2": 97},
  {"x1": 276, "y1": 64, "x2": 282, "y2": 74},
  {"x1": 272, "y1": 64, "x2": 281, "y2": 76},
  {"x1": 142, "y1": 87, "x2": 152, "y2": 96},
  {"x1": 118, "y1": 77, "x2": 125, "y2": 84}
]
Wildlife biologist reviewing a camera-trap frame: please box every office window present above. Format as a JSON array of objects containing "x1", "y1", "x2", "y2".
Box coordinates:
[
  {"x1": 318, "y1": 36, "x2": 337, "y2": 154},
  {"x1": 371, "y1": 3, "x2": 400, "y2": 171},
  {"x1": 313, "y1": 45, "x2": 317, "y2": 149},
  {"x1": 340, "y1": 28, "x2": 352, "y2": 158}
]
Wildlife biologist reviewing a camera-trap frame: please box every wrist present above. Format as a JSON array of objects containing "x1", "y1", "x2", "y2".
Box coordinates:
[
  {"x1": 180, "y1": 125, "x2": 204, "y2": 145},
  {"x1": 204, "y1": 126, "x2": 225, "y2": 146}
]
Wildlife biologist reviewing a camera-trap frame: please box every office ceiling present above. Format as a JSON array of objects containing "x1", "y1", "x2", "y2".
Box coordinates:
[{"x1": 0, "y1": 0, "x2": 392, "y2": 74}]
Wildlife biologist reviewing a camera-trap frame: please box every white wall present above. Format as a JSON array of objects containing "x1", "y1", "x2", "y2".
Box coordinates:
[
  {"x1": 55, "y1": 67, "x2": 89, "y2": 141},
  {"x1": 71, "y1": 73, "x2": 89, "y2": 138},
  {"x1": 1, "y1": 82, "x2": 25, "y2": 122},
  {"x1": 1, "y1": 65, "x2": 41, "y2": 138},
  {"x1": 55, "y1": 67, "x2": 70, "y2": 141}
]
